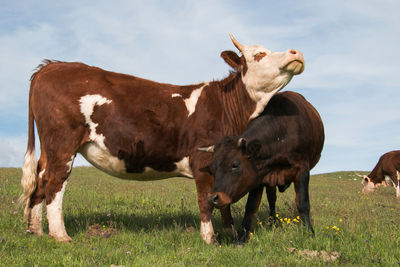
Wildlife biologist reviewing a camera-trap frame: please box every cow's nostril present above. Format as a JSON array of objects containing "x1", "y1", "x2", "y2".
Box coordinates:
[
  {"x1": 212, "y1": 194, "x2": 219, "y2": 205},
  {"x1": 207, "y1": 194, "x2": 220, "y2": 206},
  {"x1": 289, "y1": 49, "x2": 297, "y2": 55}
]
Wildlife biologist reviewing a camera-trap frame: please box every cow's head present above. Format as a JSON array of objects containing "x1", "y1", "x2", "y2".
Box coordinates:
[
  {"x1": 221, "y1": 34, "x2": 305, "y2": 97},
  {"x1": 199, "y1": 137, "x2": 262, "y2": 208},
  {"x1": 361, "y1": 176, "x2": 376, "y2": 194},
  {"x1": 361, "y1": 175, "x2": 385, "y2": 194}
]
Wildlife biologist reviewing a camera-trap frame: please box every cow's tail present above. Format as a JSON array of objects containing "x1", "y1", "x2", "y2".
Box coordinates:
[{"x1": 19, "y1": 99, "x2": 38, "y2": 220}]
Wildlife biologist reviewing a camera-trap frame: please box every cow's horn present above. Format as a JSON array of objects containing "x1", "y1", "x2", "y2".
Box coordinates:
[
  {"x1": 229, "y1": 33, "x2": 244, "y2": 53},
  {"x1": 237, "y1": 138, "x2": 247, "y2": 148},
  {"x1": 197, "y1": 146, "x2": 215, "y2": 153}
]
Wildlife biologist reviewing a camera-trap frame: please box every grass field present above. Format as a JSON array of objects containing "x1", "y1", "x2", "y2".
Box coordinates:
[{"x1": 1, "y1": 167, "x2": 400, "y2": 266}]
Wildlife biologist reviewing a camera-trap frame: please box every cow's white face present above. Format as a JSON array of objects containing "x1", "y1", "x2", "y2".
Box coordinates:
[
  {"x1": 361, "y1": 176, "x2": 384, "y2": 194},
  {"x1": 241, "y1": 44, "x2": 305, "y2": 96},
  {"x1": 224, "y1": 34, "x2": 305, "y2": 120}
]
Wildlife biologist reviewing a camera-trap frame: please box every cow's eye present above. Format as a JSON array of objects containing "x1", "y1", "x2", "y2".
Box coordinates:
[{"x1": 232, "y1": 161, "x2": 240, "y2": 170}]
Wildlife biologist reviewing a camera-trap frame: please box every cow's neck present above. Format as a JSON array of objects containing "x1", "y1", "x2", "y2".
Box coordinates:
[
  {"x1": 246, "y1": 88, "x2": 281, "y2": 120},
  {"x1": 368, "y1": 166, "x2": 383, "y2": 183},
  {"x1": 218, "y1": 73, "x2": 256, "y2": 135}
]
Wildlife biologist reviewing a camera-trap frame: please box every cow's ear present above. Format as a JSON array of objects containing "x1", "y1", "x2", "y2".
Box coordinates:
[
  {"x1": 247, "y1": 140, "x2": 262, "y2": 157},
  {"x1": 221, "y1": 50, "x2": 242, "y2": 71}
]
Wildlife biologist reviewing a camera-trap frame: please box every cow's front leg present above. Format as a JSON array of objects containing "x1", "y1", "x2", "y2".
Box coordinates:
[
  {"x1": 237, "y1": 185, "x2": 264, "y2": 244},
  {"x1": 196, "y1": 182, "x2": 215, "y2": 244},
  {"x1": 219, "y1": 205, "x2": 237, "y2": 240},
  {"x1": 266, "y1": 185, "x2": 277, "y2": 218},
  {"x1": 191, "y1": 154, "x2": 216, "y2": 244},
  {"x1": 220, "y1": 205, "x2": 234, "y2": 228},
  {"x1": 393, "y1": 171, "x2": 400, "y2": 198},
  {"x1": 294, "y1": 169, "x2": 314, "y2": 235}
]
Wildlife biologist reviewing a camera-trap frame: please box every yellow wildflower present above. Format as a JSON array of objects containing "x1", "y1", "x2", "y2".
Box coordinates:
[
  {"x1": 276, "y1": 214, "x2": 279, "y2": 217},
  {"x1": 258, "y1": 221, "x2": 262, "y2": 225},
  {"x1": 296, "y1": 216, "x2": 300, "y2": 220},
  {"x1": 339, "y1": 218, "x2": 343, "y2": 223},
  {"x1": 326, "y1": 226, "x2": 329, "y2": 230},
  {"x1": 280, "y1": 218, "x2": 283, "y2": 222}
]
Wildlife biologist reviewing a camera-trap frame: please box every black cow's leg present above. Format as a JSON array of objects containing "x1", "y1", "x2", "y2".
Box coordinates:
[
  {"x1": 294, "y1": 168, "x2": 314, "y2": 235},
  {"x1": 220, "y1": 205, "x2": 237, "y2": 240},
  {"x1": 220, "y1": 205, "x2": 234, "y2": 229},
  {"x1": 265, "y1": 185, "x2": 277, "y2": 218},
  {"x1": 237, "y1": 185, "x2": 264, "y2": 244}
]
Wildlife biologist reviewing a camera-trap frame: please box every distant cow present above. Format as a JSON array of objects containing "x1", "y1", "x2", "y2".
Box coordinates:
[
  {"x1": 20, "y1": 34, "x2": 305, "y2": 244},
  {"x1": 201, "y1": 91, "x2": 324, "y2": 242},
  {"x1": 360, "y1": 150, "x2": 400, "y2": 198}
]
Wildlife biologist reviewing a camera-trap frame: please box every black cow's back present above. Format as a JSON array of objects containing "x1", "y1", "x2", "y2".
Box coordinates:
[{"x1": 242, "y1": 91, "x2": 324, "y2": 170}]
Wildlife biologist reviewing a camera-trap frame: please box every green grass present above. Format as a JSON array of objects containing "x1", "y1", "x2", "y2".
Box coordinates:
[{"x1": 1, "y1": 167, "x2": 400, "y2": 266}]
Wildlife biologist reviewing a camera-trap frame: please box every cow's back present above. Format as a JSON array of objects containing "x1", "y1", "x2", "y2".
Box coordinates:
[
  {"x1": 28, "y1": 61, "x2": 201, "y2": 175},
  {"x1": 242, "y1": 91, "x2": 324, "y2": 170},
  {"x1": 377, "y1": 150, "x2": 400, "y2": 175}
]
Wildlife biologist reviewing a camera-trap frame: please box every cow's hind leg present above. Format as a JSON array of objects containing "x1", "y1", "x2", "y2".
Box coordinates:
[
  {"x1": 294, "y1": 168, "x2": 314, "y2": 235},
  {"x1": 27, "y1": 155, "x2": 47, "y2": 236},
  {"x1": 43, "y1": 154, "x2": 76, "y2": 242}
]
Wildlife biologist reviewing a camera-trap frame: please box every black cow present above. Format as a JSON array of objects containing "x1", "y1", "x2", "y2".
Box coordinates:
[{"x1": 200, "y1": 91, "x2": 324, "y2": 242}]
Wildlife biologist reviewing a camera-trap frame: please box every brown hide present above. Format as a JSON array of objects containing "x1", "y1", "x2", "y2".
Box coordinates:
[
  {"x1": 368, "y1": 150, "x2": 400, "y2": 184},
  {"x1": 30, "y1": 61, "x2": 255, "y2": 175}
]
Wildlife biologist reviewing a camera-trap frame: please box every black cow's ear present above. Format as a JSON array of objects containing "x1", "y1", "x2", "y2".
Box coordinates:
[
  {"x1": 247, "y1": 140, "x2": 262, "y2": 157},
  {"x1": 221, "y1": 50, "x2": 242, "y2": 71}
]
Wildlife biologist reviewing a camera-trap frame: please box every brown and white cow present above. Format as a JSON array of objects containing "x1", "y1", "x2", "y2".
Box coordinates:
[
  {"x1": 20, "y1": 34, "x2": 305, "y2": 243},
  {"x1": 360, "y1": 150, "x2": 400, "y2": 198},
  {"x1": 201, "y1": 91, "x2": 324, "y2": 243}
]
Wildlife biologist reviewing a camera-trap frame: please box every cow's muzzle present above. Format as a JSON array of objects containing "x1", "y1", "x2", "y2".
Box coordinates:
[{"x1": 207, "y1": 192, "x2": 232, "y2": 208}]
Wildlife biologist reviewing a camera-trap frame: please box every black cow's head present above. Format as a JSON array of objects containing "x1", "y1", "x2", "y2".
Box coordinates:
[{"x1": 199, "y1": 136, "x2": 262, "y2": 208}]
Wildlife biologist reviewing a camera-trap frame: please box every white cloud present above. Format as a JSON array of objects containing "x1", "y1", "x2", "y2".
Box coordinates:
[{"x1": 0, "y1": 135, "x2": 26, "y2": 167}]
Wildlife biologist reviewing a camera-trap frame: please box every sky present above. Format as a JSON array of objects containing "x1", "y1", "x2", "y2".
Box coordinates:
[{"x1": 0, "y1": 0, "x2": 399, "y2": 174}]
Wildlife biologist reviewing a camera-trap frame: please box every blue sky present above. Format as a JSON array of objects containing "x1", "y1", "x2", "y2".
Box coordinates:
[{"x1": 1, "y1": 0, "x2": 399, "y2": 174}]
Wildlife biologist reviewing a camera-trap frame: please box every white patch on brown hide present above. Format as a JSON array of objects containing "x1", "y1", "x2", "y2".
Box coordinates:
[
  {"x1": 79, "y1": 94, "x2": 112, "y2": 149},
  {"x1": 184, "y1": 83, "x2": 209, "y2": 117}
]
